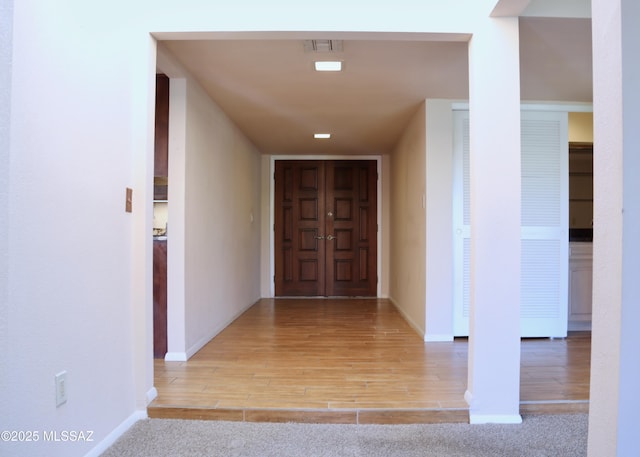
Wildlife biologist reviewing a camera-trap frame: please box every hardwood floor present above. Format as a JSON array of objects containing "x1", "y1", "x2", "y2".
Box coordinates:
[{"x1": 149, "y1": 298, "x2": 590, "y2": 424}]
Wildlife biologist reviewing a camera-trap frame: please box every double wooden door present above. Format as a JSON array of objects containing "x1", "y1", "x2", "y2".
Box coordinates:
[{"x1": 275, "y1": 160, "x2": 377, "y2": 297}]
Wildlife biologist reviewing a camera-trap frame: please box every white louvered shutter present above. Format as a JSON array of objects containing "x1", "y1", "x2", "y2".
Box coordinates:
[
  {"x1": 520, "y1": 111, "x2": 568, "y2": 337},
  {"x1": 452, "y1": 111, "x2": 472, "y2": 336},
  {"x1": 453, "y1": 110, "x2": 568, "y2": 337}
]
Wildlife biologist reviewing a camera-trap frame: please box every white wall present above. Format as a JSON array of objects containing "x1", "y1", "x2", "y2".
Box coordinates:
[
  {"x1": 183, "y1": 76, "x2": 262, "y2": 356},
  {"x1": 165, "y1": 77, "x2": 187, "y2": 360},
  {"x1": 389, "y1": 103, "x2": 427, "y2": 335},
  {"x1": 588, "y1": 0, "x2": 640, "y2": 455},
  {"x1": 4, "y1": 2, "x2": 148, "y2": 455},
  {"x1": 0, "y1": 0, "x2": 12, "y2": 435},
  {"x1": 260, "y1": 155, "x2": 272, "y2": 298}
]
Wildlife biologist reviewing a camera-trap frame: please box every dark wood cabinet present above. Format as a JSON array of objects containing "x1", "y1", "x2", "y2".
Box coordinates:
[
  {"x1": 153, "y1": 75, "x2": 170, "y2": 357},
  {"x1": 154, "y1": 74, "x2": 169, "y2": 200},
  {"x1": 153, "y1": 239, "x2": 168, "y2": 358}
]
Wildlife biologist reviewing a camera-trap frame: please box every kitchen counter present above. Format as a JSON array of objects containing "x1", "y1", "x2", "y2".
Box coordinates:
[{"x1": 569, "y1": 228, "x2": 592, "y2": 242}]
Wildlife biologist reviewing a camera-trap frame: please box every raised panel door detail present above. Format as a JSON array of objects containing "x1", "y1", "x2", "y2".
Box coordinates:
[
  {"x1": 335, "y1": 229, "x2": 352, "y2": 251},
  {"x1": 359, "y1": 207, "x2": 368, "y2": 242},
  {"x1": 283, "y1": 167, "x2": 293, "y2": 202},
  {"x1": 300, "y1": 167, "x2": 319, "y2": 191},
  {"x1": 335, "y1": 198, "x2": 352, "y2": 221},
  {"x1": 299, "y1": 229, "x2": 320, "y2": 251},
  {"x1": 299, "y1": 199, "x2": 318, "y2": 221},
  {"x1": 335, "y1": 260, "x2": 352, "y2": 282},
  {"x1": 359, "y1": 167, "x2": 369, "y2": 202},
  {"x1": 334, "y1": 167, "x2": 354, "y2": 190},
  {"x1": 283, "y1": 207, "x2": 293, "y2": 242},
  {"x1": 283, "y1": 247, "x2": 293, "y2": 281},
  {"x1": 359, "y1": 248, "x2": 369, "y2": 281},
  {"x1": 299, "y1": 260, "x2": 318, "y2": 282}
]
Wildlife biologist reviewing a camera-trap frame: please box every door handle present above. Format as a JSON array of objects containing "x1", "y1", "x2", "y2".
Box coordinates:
[
  {"x1": 326, "y1": 235, "x2": 336, "y2": 241},
  {"x1": 314, "y1": 235, "x2": 325, "y2": 240}
]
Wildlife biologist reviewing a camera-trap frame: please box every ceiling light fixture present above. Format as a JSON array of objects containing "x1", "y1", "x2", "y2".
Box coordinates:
[
  {"x1": 314, "y1": 61, "x2": 342, "y2": 72},
  {"x1": 314, "y1": 133, "x2": 331, "y2": 139}
]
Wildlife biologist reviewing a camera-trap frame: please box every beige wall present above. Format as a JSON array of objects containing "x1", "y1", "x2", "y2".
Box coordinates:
[
  {"x1": 389, "y1": 103, "x2": 427, "y2": 335},
  {"x1": 182, "y1": 75, "x2": 262, "y2": 356},
  {"x1": 159, "y1": 46, "x2": 263, "y2": 359},
  {"x1": 424, "y1": 100, "x2": 455, "y2": 340},
  {"x1": 569, "y1": 111, "x2": 593, "y2": 142}
]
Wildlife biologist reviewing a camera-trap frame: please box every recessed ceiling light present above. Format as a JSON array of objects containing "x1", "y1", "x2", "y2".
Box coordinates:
[
  {"x1": 314, "y1": 61, "x2": 342, "y2": 72},
  {"x1": 314, "y1": 133, "x2": 331, "y2": 139}
]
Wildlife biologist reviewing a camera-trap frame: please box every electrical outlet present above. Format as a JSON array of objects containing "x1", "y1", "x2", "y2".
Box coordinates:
[{"x1": 55, "y1": 371, "x2": 67, "y2": 407}]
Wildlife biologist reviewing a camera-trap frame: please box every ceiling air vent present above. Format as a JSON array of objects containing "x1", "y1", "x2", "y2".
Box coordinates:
[{"x1": 303, "y1": 39, "x2": 343, "y2": 53}]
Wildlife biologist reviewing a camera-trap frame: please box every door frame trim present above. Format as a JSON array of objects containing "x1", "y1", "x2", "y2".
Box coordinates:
[{"x1": 269, "y1": 155, "x2": 383, "y2": 297}]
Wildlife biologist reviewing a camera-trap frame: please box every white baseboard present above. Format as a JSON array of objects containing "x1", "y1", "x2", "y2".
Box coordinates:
[
  {"x1": 424, "y1": 334, "x2": 454, "y2": 342},
  {"x1": 164, "y1": 352, "x2": 187, "y2": 362},
  {"x1": 568, "y1": 320, "x2": 592, "y2": 331},
  {"x1": 388, "y1": 297, "x2": 426, "y2": 338},
  {"x1": 464, "y1": 389, "x2": 473, "y2": 406},
  {"x1": 146, "y1": 387, "x2": 158, "y2": 404},
  {"x1": 185, "y1": 332, "x2": 216, "y2": 360},
  {"x1": 469, "y1": 413, "x2": 523, "y2": 425},
  {"x1": 164, "y1": 299, "x2": 259, "y2": 362},
  {"x1": 464, "y1": 390, "x2": 522, "y2": 424},
  {"x1": 184, "y1": 300, "x2": 256, "y2": 359},
  {"x1": 387, "y1": 297, "x2": 453, "y2": 342},
  {"x1": 84, "y1": 410, "x2": 147, "y2": 457}
]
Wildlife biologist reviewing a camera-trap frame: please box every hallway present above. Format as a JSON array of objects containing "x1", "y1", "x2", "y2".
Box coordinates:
[{"x1": 149, "y1": 299, "x2": 590, "y2": 424}]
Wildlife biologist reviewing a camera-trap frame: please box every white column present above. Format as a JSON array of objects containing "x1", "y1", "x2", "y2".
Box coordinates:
[
  {"x1": 588, "y1": 1, "x2": 640, "y2": 455},
  {"x1": 0, "y1": 0, "x2": 12, "y2": 418},
  {"x1": 129, "y1": 35, "x2": 158, "y2": 408},
  {"x1": 165, "y1": 78, "x2": 188, "y2": 362},
  {"x1": 465, "y1": 17, "x2": 522, "y2": 424},
  {"x1": 424, "y1": 99, "x2": 454, "y2": 341}
]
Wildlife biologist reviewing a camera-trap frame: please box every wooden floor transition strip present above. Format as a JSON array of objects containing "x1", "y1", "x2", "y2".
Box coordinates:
[
  {"x1": 519, "y1": 401, "x2": 589, "y2": 416},
  {"x1": 147, "y1": 406, "x2": 474, "y2": 424}
]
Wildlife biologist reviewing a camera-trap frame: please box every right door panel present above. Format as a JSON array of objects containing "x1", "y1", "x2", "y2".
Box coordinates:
[{"x1": 325, "y1": 161, "x2": 378, "y2": 297}]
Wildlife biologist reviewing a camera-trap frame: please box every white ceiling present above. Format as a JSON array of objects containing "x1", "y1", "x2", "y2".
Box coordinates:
[{"x1": 161, "y1": 17, "x2": 592, "y2": 156}]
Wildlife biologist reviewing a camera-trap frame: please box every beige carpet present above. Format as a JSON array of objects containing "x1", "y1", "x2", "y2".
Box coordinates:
[{"x1": 101, "y1": 414, "x2": 587, "y2": 456}]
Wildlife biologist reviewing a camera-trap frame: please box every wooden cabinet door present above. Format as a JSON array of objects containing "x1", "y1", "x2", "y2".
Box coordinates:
[{"x1": 275, "y1": 160, "x2": 377, "y2": 297}]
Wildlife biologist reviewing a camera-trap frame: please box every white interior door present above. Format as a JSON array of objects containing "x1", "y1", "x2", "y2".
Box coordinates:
[
  {"x1": 453, "y1": 109, "x2": 568, "y2": 337},
  {"x1": 452, "y1": 112, "x2": 471, "y2": 336}
]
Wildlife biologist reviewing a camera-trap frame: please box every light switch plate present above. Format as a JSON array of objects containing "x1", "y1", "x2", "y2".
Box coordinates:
[
  {"x1": 125, "y1": 187, "x2": 133, "y2": 213},
  {"x1": 55, "y1": 371, "x2": 67, "y2": 407}
]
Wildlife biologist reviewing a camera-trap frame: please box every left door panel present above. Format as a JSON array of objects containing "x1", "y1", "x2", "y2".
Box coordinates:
[{"x1": 275, "y1": 161, "x2": 326, "y2": 296}]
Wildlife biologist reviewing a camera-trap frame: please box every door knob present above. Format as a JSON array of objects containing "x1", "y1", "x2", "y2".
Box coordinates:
[
  {"x1": 326, "y1": 234, "x2": 336, "y2": 241},
  {"x1": 327, "y1": 211, "x2": 333, "y2": 217},
  {"x1": 314, "y1": 235, "x2": 325, "y2": 240}
]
